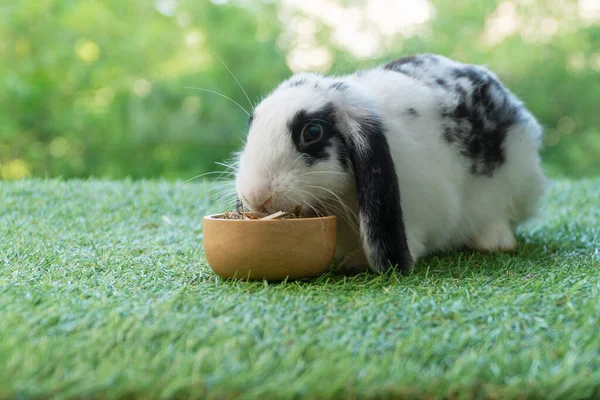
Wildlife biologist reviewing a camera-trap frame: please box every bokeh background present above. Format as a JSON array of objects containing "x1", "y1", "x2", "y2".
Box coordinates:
[{"x1": 2, "y1": 0, "x2": 599, "y2": 181}]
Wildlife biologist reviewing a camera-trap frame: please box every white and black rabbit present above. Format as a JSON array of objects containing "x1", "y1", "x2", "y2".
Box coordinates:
[{"x1": 234, "y1": 53, "x2": 547, "y2": 274}]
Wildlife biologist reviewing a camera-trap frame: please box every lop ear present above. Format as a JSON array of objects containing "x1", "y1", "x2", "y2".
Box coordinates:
[{"x1": 342, "y1": 116, "x2": 414, "y2": 274}]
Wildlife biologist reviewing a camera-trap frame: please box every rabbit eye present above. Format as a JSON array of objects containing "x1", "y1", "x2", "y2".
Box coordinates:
[{"x1": 301, "y1": 123, "x2": 323, "y2": 144}]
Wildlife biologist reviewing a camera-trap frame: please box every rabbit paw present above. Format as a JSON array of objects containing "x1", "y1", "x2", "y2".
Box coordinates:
[{"x1": 470, "y1": 220, "x2": 517, "y2": 253}]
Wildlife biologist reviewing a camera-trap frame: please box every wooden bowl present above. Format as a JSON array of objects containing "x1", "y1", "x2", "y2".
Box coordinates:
[{"x1": 202, "y1": 214, "x2": 337, "y2": 281}]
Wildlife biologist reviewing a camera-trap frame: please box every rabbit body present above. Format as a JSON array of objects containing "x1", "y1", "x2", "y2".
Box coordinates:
[{"x1": 235, "y1": 54, "x2": 546, "y2": 273}]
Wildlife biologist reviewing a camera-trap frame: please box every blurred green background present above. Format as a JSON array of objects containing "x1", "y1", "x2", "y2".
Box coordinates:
[{"x1": 2, "y1": 0, "x2": 599, "y2": 181}]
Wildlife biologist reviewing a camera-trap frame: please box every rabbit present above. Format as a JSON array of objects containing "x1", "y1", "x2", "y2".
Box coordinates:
[{"x1": 234, "y1": 53, "x2": 547, "y2": 274}]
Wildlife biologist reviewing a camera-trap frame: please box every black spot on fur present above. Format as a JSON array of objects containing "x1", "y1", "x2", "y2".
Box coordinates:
[
  {"x1": 406, "y1": 108, "x2": 420, "y2": 118},
  {"x1": 381, "y1": 54, "x2": 520, "y2": 176},
  {"x1": 441, "y1": 67, "x2": 520, "y2": 176},
  {"x1": 453, "y1": 84, "x2": 468, "y2": 101},
  {"x1": 382, "y1": 54, "x2": 444, "y2": 74},
  {"x1": 452, "y1": 67, "x2": 484, "y2": 86},
  {"x1": 248, "y1": 112, "x2": 254, "y2": 127},
  {"x1": 342, "y1": 115, "x2": 413, "y2": 274},
  {"x1": 383, "y1": 55, "x2": 422, "y2": 71},
  {"x1": 289, "y1": 79, "x2": 307, "y2": 87},
  {"x1": 388, "y1": 57, "x2": 519, "y2": 176},
  {"x1": 425, "y1": 54, "x2": 440, "y2": 63},
  {"x1": 287, "y1": 103, "x2": 342, "y2": 166},
  {"x1": 330, "y1": 81, "x2": 349, "y2": 91}
]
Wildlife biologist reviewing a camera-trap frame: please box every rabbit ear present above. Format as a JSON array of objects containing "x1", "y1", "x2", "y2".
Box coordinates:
[{"x1": 342, "y1": 116, "x2": 414, "y2": 274}]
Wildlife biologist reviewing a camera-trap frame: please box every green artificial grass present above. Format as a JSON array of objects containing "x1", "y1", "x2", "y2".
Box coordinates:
[{"x1": 1, "y1": 178, "x2": 599, "y2": 400}]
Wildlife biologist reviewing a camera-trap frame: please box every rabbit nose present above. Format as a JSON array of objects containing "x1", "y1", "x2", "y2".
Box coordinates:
[{"x1": 243, "y1": 187, "x2": 273, "y2": 213}]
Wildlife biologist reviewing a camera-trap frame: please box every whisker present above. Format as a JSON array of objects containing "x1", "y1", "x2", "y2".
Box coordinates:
[
  {"x1": 206, "y1": 195, "x2": 233, "y2": 206},
  {"x1": 289, "y1": 153, "x2": 305, "y2": 170},
  {"x1": 294, "y1": 194, "x2": 331, "y2": 246},
  {"x1": 206, "y1": 193, "x2": 238, "y2": 211},
  {"x1": 299, "y1": 171, "x2": 348, "y2": 177},
  {"x1": 205, "y1": 185, "x2": 236, "y2": 198},
  {"x1": 297, "y1": 188, "x2": 360, "y2": 241},
  {"x1": 307, "y1": 195, "x2": 360, "y2": 236},
  {"x1": 215, "y1": 161, "x2": 238, "y2": 171},
  {"x1": 205, "y1": 179, "x2": 236, "y2": 188},
  {"x1": 324, "y1": 203, "x2": 360, "y2": 236},
  {"x1": 195, "y1": 177, "x2": 234, "y2": 186},
  {"x1": 201, "y1": 171, "x2": 235, "y2": 176},
  {"x1": 284, "y1": 193, "x2": 327, "y2": 241},
  {"x1": 307, "y1": 185, "x2": 357, "y2": 217},
  {"x1": 304, "y1": 185, "x2": 360, "y2": 235},
  {"x1": 213, "y1": 51, "x2": 253, "y2": 111},
  {"x1": 206, "y1": 185, "x2": 236, "y2": 195},
  {"x1": 184, "y1": 87, "x2": 250, "y2": 116},
  {"x1": 206, "y1": 185, "x2": 237, "y2": 197},
  {"x1": 176, "y1": 171, "x2": 235, "y2": 187}
]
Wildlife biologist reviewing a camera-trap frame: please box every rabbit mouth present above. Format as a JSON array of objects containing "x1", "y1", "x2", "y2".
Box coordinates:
[{"x1": 238, "y1": 190, "x2": 334, "y2": 218}]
